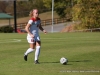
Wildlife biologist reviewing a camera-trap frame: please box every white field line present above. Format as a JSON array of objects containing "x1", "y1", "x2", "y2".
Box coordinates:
[
  {"x1": 0, "y1": 39, "x2": 21, "y2": 43},
  {"x1": 0, "y1": 38, "x2": 66, "y2": 43}
]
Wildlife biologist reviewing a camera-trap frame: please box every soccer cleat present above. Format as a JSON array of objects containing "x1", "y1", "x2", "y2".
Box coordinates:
[
  {"x1": 24, "y1": 55, "x2": 28, "y2": 61},
  {"x1": 34, "y1": 60, "x2": 40, "y2": 64}
]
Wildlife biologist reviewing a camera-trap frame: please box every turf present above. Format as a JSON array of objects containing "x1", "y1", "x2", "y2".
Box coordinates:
[{"x1": 0, "y1": 32, "x2": 100, "y2": 75}]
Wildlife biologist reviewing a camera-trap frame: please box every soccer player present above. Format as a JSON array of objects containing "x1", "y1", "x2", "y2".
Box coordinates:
[{"x1": 24, "y1": 9, "x2": 47, "y2": 64}]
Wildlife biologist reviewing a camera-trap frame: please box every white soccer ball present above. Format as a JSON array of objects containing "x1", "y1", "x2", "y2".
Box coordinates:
[{"x1": 60, "y1": 57, "x2": 68, "y2": 65}]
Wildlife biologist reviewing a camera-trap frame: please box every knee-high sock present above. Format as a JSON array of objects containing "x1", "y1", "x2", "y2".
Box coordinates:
[
  {"x1": 35, "y1": 46, "x2": 40, "y2": 61},
  {"x1": 25, "y1": 48, "x2": 34, "y2": 55}
]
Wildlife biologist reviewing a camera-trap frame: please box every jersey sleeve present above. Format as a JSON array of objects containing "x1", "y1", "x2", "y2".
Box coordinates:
[
  {"x1": 28, "y1": 20, "x2": 33, "y2": 25},
  {"x1": 38, "y1": 18, "x2": 41, "y2": 24}
]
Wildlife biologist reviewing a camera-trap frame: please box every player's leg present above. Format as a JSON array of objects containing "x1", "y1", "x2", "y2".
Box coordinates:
[
  {"x1": 24, "y1": 43, "x2": 35, "y2": 56},
  {"x1": 34, "y1": 36, "x2": 41, "y2": 64},
  {"x1": 34, "y1": 41, "x2": 41, "y2": 64},
  {"x1": 24, "y1": 37, "x2": 35, "y2": 61}
]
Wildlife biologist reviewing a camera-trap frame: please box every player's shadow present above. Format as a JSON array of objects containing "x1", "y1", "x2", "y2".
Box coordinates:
[
  {"x1": 41, "y1": 61, "x2": 72, "y2": 65},
  {"x1": 41, "y1": 61, "x2": 59, "y2": 64},
  {"x1": 69, "y1": 60, "x2": 92, "y2": 62}
]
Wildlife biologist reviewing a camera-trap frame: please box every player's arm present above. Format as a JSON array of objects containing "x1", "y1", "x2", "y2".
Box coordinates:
[
  {"x1": 25, "y1": 23, "x2": 34, "y2": 38},
  {"x1": 39, "y1": 24, "x2": 47, "y2": 34}
]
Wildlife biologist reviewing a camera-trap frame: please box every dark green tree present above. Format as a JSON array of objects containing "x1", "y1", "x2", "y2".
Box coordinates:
[
  {"x1": 72, "y1": 0, "x2": 100, "y2": 29},
  {"x1": 43, "y1": 0, "x2": 71, "y2": 18}
]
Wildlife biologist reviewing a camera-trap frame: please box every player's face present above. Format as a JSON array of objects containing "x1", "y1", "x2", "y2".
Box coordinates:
[{"x1": 33, "y1": 10, "x2": 39, "y2": 18}]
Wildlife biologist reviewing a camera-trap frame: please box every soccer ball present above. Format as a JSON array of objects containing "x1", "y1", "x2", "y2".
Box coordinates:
[{"x1": 60, "y1": 57, "x2": 68, "y2": 65}]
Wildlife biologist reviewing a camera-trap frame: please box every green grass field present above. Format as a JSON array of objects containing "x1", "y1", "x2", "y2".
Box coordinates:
[{"x1": 0, "y1": 32, "x2": 100, "y2": 75}]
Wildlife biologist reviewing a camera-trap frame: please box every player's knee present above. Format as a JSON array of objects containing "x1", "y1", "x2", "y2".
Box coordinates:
[{"x1": 36, "y1": 41, "x2": 41, "y2": 46}]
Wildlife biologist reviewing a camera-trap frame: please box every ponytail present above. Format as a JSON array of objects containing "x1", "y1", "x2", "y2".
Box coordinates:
[{"x1": 29, "y1": 10, "x2": 33, "y2": 17}]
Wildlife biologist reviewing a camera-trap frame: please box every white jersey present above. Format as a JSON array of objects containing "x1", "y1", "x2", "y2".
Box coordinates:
[
  {"x1": 27, "y1": 18, "x2": 41, "y2": 43},
  {"x1": 27, "y1": 17, "x2": 41, "y2": 37}
]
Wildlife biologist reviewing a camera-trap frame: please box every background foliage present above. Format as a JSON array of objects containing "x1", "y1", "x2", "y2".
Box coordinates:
[
  {"x1": 72, "y1": 0, "x2": 100, "y2": 29},
  {"x1": 0, "y1": 25, "x2": 13, "y2": 33},
  {"x1": 0, "y1": 0, "x2": 100, "y2": 29}
]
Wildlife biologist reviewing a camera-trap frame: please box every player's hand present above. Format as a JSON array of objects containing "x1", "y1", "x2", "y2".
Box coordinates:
[
  {"x1": 43, "y1": 30, "x2": 47, "y2": 34},
  {"x1": 30, "y1": 34, "x2": 34, "y2": 38}
]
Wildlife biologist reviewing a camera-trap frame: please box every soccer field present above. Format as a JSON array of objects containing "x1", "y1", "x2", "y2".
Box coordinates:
[{"x1": 0, "y1": 32, "x2": 100, "y2": 75}]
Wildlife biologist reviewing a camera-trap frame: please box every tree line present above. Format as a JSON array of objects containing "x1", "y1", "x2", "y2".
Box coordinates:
[
  {"x1": 0, "y1": 0, "x2": 100, "y2": 29},
  {"x1": 0, "y1": 0, "x2": 48, "y2": 17},
  {"x1": 43, "y1": 0, "x2": 100, "y2": 29}
]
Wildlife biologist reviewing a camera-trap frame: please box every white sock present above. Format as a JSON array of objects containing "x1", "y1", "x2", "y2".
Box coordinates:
[
  {"x1": 25, "y1": 48, "x2": 34, "y2": 55},
  {"x1": 35, "y1": 46, "x2": 40, "y2": 61}
]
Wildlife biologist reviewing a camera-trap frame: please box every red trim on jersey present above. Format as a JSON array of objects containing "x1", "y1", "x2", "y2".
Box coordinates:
[{"x1": 30, "y1": 17, "x2": 40, "y2": 21}]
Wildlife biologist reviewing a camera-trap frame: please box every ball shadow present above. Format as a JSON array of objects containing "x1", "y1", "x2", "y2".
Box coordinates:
[{"x1": 69, "y1": 60, "x2": 92, "y2": 62}]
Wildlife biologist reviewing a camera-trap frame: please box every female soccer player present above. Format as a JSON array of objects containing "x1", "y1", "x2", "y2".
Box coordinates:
[{"x1": 24, "y1": 9, "x2": 47, "y2": 64}]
